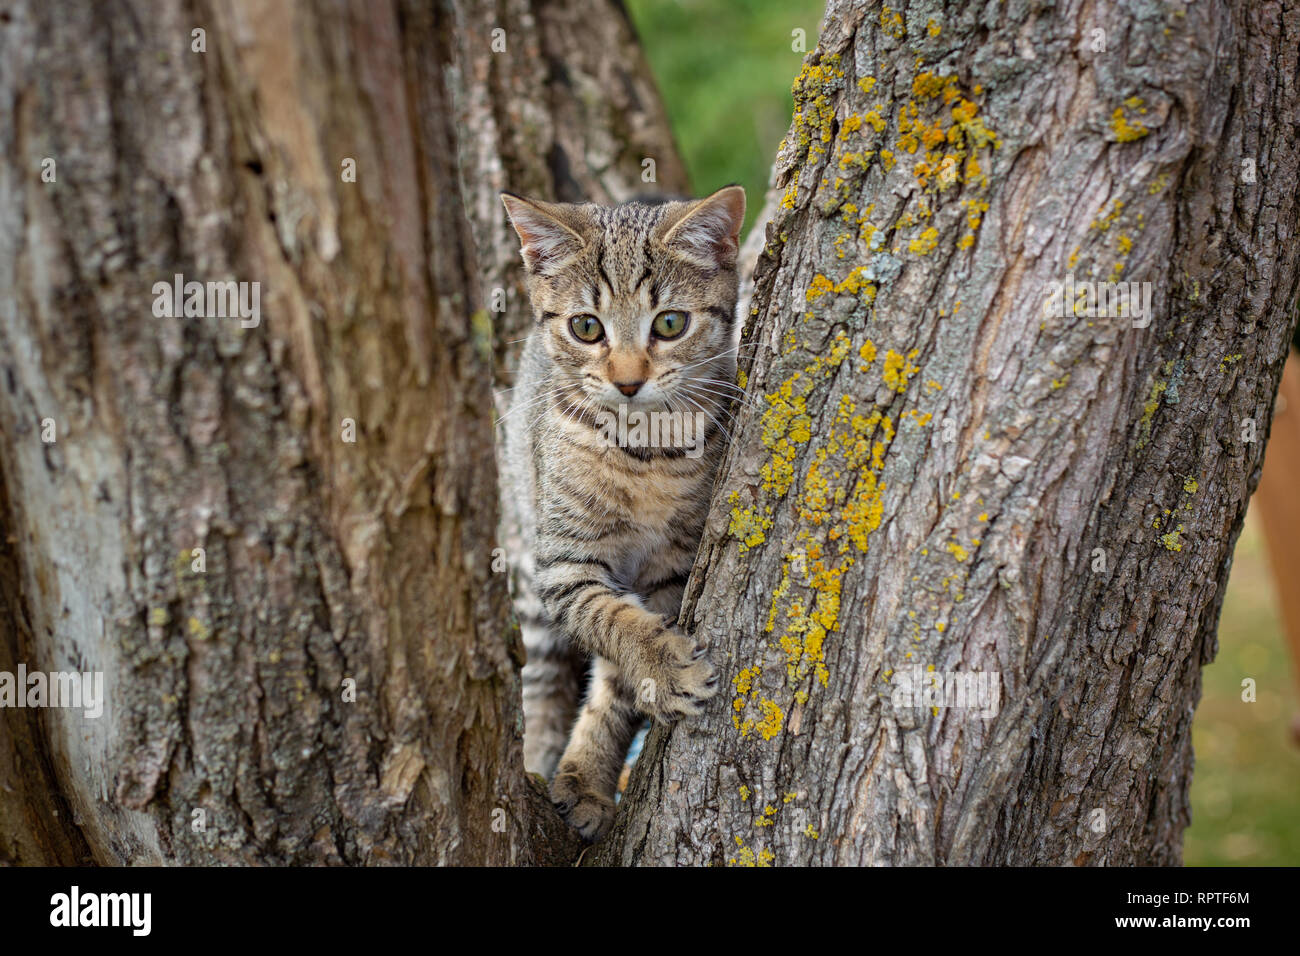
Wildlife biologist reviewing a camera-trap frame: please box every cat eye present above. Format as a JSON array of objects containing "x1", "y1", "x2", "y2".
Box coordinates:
[
  {"x1": 651, "y1": 310, "x2": 690, "y2": 340},
  {"x1": 569, "y1": 314, "x2": 605, "y2": 343}
]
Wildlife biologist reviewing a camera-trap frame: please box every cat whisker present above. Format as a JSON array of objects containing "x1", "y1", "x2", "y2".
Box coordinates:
[
  {"x1": 671, "y1": 343, "x2": 762, "y2": 375},
  {"x1": 664, "y1": 393, "x2": 717, "y2": 452},
  {"x1": 495, "y1": 389, "x2": 560, "y2": 426},
  {"x1": 496, "y1": 381, "x2": 581, "y2": 426},
  {"x1": 688, "y1": 377, "x2": 763, "y2": 404},
  {"x1": 675, "y1": 388, "x2": 737, "y2": 446},
  {"x1": 562, "y1": 390, "x2": 604, "y2": 432},
  {"x1": 678, "y1": 380, "x2": 762, "y2": 413},
  {"x1": 671, "y1": 353, "x2": 751, "y2": 375},
  {"x1": 559, "y1": 392, "x2": 590, "y2": 426}
]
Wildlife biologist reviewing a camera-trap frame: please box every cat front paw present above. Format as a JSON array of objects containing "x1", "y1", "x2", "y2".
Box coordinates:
[
  {"x1": 551, "y1": 771, "x2": 616, "y2": 843},
  {"x1": 639, "y1": 629, "x2": 719, "y2": 722}
]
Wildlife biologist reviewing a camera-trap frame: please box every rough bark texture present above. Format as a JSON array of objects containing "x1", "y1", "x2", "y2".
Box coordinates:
[
  {"x1": 444, "y1": 0, "x2": 691, "y2": 389},
  {"x1": 0, "y1": 465, "x2": 94, "y2": 865},
  {"x1": 0, "y1": 0, "x2": 689, "y2": 865},
  {"x1": 600, "y1": 0, "x2": 1300, "y2": 865}
]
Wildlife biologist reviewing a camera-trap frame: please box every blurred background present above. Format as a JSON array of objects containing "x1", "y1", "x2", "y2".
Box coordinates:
[{"x1": 626, "y1": 0, "x2": 1300, "y2": 866}]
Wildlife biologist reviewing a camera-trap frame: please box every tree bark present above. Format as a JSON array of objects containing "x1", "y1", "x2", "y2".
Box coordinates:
[
  {"x1": 443, "y1": 0, "x2": 690, "y2": 389},
  {"x1": 0, "y1": 466, "x2": 94, "y2": 865},
  {"x1": 0, "y1": 0, "x2": 681, "y2": 866},
  {"x1": 599, "y1": 0, "x2": 1300, "y2": 865}
]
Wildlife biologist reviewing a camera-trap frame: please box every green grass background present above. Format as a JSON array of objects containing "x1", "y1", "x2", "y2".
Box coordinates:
[
  {"x1": 625, "y1": 0, "x2": 1300, "y2": 865},
  {"x1": 626, "y1": 0, "x2": 825, "y2": 233},
  {"x1": 1186, "y1": 517, "x2": 1300, "y2": 865}
]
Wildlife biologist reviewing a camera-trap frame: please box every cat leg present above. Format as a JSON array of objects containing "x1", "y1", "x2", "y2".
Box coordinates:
[
  {"x1": 551, "y1": 656, "x2": 641, "y2": 842},
  {"x1": 536, "y1": 569, "x2": 717, "y2": 723},
  {"x1": 641, "y1": 573, "x2": 688, "y2": 623},
  {"x1": 633, "y1": 575, "x2": 698, "y2": 716},
  {"x1": 521, "y1": 616, "x2": 585, "y2": 780},
  {"x1": 515, "y1": 537, "x2": 586, "y2": 779}
]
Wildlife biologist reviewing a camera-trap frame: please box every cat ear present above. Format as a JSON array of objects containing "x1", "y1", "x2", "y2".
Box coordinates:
[
  {"x1": 500, "y1": 193, "x2": 587, "y2": 275},
  {"x1": 659, "y1": 185, "x2": 746, "y2": 270}
]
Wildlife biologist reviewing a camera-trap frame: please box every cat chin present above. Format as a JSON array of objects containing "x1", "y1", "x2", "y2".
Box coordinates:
[
  {"x1": 590, "y1": 389, "x2": 656, "y2": 410},
  {"x1": 596, "y1": 394, "x2": 668, "y2": 413}
]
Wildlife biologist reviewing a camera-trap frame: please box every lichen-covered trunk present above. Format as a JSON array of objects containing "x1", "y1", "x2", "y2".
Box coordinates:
[
  {"x1": 0, "y1": 0, "x2": 680, "y2": 866},
  {"x1": 601, "y1": 0, "x2": 1300, "y2": 865}
]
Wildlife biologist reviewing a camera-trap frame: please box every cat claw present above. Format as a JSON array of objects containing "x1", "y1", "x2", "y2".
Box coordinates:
[
  {"x1": 552, "y1": 773, "x2": 615, "y2": 842},
  {"x1": 551, "y1": 794, "x2": 576, "y2": 816}
]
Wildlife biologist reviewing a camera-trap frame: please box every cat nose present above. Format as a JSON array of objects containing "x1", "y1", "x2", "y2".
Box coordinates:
[{"x1": 614, "y1": 380, "x2": 645, "y2": 397}]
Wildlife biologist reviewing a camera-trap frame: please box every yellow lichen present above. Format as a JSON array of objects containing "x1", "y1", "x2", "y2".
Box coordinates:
[
  {"x1": 805, "y1": 273, "x2": 834, "y2": 302},
  {"x1": 879, "y1": 4, "x2": 905, "y2": 39},
  {"x1": 1110, "y1": 106, "x2": 1148, "y2": 142},
  {"x1": 1090, "y1": 199, "x2": 1125, "y2": 232},
  {"x1": 908, "y1": 227, "x2": 939, "y2": 255},
  {"x1": 756, "y1": 699, "x2": 785, "y2": 739},
  {"x1": 1161, "y1": 524, "x2": 1185, "y2": 552},
  {"x1": 728, "y1": 503, "x2": 772, "y2": 551},
  {"x1": 728, "y1": 837, "x2": 775, "y2": 868},
  {"x1": 882, "y1": 349, "x2": 921, "y2": 392},
  {"x1": 1136, "y1": 376, "x2": 1167, "y2": 449}
]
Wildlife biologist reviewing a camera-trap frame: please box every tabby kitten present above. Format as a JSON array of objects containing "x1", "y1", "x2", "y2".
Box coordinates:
[{"x1": 501, "y1": 185, "x2": 746, "y2": 841}]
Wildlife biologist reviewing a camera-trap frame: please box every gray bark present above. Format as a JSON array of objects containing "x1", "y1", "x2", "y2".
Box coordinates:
[
  {"x1": 446, "y1": 0, "x2": 691, "y2": 389},
  {"x1": 600, "y1": 0, "x2": 1300, "y2": 865}
]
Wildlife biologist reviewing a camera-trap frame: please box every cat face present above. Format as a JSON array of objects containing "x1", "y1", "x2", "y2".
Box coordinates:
[{"x1": 502, "y1": 187, "x2": 745, "y2": 414}]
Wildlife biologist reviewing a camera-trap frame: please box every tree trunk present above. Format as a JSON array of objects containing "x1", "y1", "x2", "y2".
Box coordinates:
[
  {"x1": 599, "y1": 0, "x2": 1300, "y2": 865},
  {"x1": 0, "y1": 0, "x2": 680, "y2": 866}
]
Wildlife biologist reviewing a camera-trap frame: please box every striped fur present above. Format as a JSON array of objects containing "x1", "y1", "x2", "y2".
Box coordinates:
[{"x1": 502, "y1": 186, "x2": 745, "y2": 840}]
